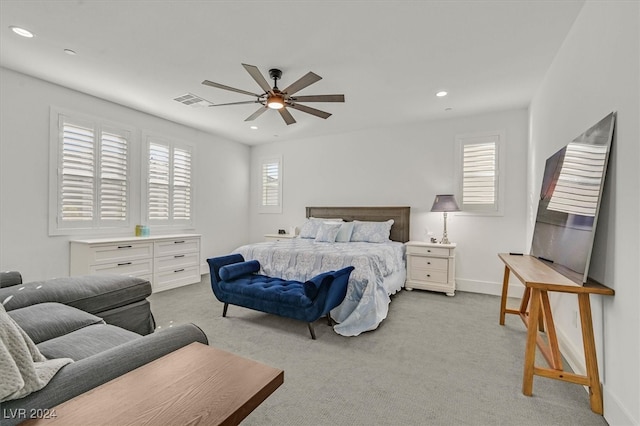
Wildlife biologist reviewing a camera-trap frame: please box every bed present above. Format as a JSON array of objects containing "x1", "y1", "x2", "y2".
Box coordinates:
[{"x1": 234, "y1": 206, "x2": 410, "y2": 336}]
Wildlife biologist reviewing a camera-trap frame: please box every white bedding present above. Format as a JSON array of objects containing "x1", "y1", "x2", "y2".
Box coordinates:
[{"x1": 234, "y1": 239, "x2": 406, "y2": 336}]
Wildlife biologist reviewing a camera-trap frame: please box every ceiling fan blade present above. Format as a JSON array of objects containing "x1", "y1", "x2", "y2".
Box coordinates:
[
  {"x1": 278, "y1": 108, "x2": 296, "y2": 125},
  {"x1": 242, "y1": 64, "x2": 273, "y2": 94},
  {"x1": 244, "y1": 106, "x2": 268, "y2": 121},
  {"x1": 210, "y1": 100, "x2": 261, "y2": 107},
  {"x1": 282, "y1": 72, "x2": 322, "y2": 96},
  {"x1": 288, "y1": 103, "x2": 332, "y2": 119},
  {"x1": 202, "y1": 80, "x2": 261, "y2": 97},
  {"x1": 290, "y1": 94, "x2": 345, "y2": 103}
]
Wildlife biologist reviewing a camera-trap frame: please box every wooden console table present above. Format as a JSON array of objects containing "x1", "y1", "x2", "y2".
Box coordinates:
[
  {"x1": 498, "y1": 253, "x2": 614, "y2": 415},
  {"x1": 24, "y1": 342, "x2": 284, "y2": 425}
]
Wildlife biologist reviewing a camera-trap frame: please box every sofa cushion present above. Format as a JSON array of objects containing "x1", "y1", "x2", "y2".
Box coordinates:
[
  {"x1": 220, "y1": 275, "x2": 312, "y2": 307},
  {"x1": 219, "y1": 260, "x2": 260, "y2": 281},
  {"x1": 37, "y1": 324, "x2": 140, "y2": 361},
  {"x1": 8, "y1": 303, "x2": 104, "y2": 344},
  {"x1": 0, "y1": 275, "x2": 151, "y2": 314}
]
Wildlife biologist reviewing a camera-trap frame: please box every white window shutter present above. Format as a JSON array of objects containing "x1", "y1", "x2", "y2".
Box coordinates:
[
  {"x1": 173, "y1": 147, "x2": 192, "y2": 221},
  {"x1": 99, "y1": 131, "x2": 128, "y2": 221},
  {"x1": 148, "y1": 143, "x2": 170, "y2": 221},
  {"x1": 262, "y1": 161, "x2": 280, "y2": 207},
  {"x1": 60, "y1": 123, "x2": 95, "y2": 221},
  {"x1": 462, "y1": 142, "x2": 496, "y2": 206}
]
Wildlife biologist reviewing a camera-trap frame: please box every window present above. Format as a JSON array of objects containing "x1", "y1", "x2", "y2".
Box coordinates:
[
  {"x1": 49, "y1": 110, "x2": 131, "y2": 235},
  {"x1": 259, "y1": 156, "x2": 282, "y2": 214},
  {"x1": 144, "y1": 136, "x2": 194, "y2": 228},
  {"x1": 454, "y1": 131, "x2": 505, "y2": 214}
]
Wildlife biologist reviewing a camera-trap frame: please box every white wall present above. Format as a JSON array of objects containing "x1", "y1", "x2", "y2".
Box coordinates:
[
  {"x1": 0, "y1": 68, "x2": 251, "y2": 281},
  {"x1": 249, "y1": 108, "x2": 529, "y2": 295},
  {"x1": 528, "y1": 2, "x2": 639, "y2": 424}
]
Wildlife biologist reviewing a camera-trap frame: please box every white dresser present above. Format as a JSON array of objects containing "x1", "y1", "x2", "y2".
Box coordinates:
[
  {"x1": 70, "y1": 234, "x2": 201, "y2": 293},
  {"x1": 405, "y1": 241, "x2": 456, "y2": 296}
]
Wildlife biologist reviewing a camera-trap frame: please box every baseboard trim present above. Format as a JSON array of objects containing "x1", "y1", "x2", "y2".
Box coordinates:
[
  {"x1": 603, "y1": 385, "x2": 637, "y2": 425},
  {"x1": 456, "y1": 277, "x2": 524, "y2": 299}
]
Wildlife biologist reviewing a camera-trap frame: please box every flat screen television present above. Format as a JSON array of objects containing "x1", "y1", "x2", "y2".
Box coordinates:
[{"x1": 530, "y1": 112, "x2": 615, "y2": 283}]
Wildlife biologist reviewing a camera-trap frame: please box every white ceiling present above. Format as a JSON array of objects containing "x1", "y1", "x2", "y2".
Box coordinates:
[{"x1": 0, "y1": 0, "x2": 584, "y2": 146}]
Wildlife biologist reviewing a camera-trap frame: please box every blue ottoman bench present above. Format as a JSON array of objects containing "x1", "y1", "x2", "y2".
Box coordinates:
[{"x1": 207, "y1": 254, "x2": 354, "y2": 339}]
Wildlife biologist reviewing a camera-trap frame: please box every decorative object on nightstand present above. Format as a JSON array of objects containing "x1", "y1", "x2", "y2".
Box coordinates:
[
  {"x1": 264, "y1": 233, "x2": 296, "y2": 242},
  {"x1": 405, "y1": 241, "x2": 456, "y2": 296},
  {"x1": 430, "y1": 194, "x2": 460, "y2": 244}
]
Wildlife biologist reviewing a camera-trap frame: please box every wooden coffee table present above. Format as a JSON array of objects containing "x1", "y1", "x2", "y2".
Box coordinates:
[{"x1": 24, "y1": 342, "x2": 283, "y2": 425}]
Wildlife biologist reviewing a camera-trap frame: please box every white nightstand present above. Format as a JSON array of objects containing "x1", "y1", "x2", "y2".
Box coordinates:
[
  {"x1": 264, "y1": 234, "x2": 296, "y2": 242},
  {"x1": 405, "y1": 241, "x2": 456, "y2": 296}
]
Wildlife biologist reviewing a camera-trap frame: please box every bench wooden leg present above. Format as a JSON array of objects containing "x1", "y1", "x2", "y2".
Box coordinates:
[
  {"x1": 223, "y1": 303, "x2": 229, "y2": 317},
  {"x1": 578, "y1": 293, "x2": 604, "y2": 415}
]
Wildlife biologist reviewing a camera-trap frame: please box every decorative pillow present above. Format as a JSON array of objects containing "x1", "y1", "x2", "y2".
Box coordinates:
[
  {"x1": 315, "y1": 222, "x2": 342, "y2": 243},
  {"x1": 303, "y1": 271, "x2": 334, "y2": 300},
  {"x1": 350, "y1": 219, "x2": 394, "y2": 243},
  {"x1": 298, "y1": 217, "x2": 343, "y2": 239},
  {"x1": 335, "y1": 222, "x2": 355, "y2": 243},
  {"x1": 219, "y1": 260, "x2": 261, "y2": 281}
]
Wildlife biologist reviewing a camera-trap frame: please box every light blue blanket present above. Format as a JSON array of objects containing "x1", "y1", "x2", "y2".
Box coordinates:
[{"x1": 235, "y1": 239, "x2": 405, "y2": 336}]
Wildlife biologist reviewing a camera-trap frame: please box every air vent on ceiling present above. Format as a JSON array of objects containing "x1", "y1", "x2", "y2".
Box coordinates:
[{"x1": 174, "y1": 93, "x2": 214, "y2": 108}]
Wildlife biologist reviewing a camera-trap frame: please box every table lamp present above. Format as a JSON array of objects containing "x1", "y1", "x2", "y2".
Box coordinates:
[{"x1": 431, "y1": 194, "x2": 460, "y2": 244}]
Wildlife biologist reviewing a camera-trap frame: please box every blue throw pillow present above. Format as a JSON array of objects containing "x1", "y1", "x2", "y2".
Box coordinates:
[
  {"x1": 219, "y1": 260, "x2": 260, "y2": 281},
  {"x1": 303, "y1": 271, "x2": 335, "y2": 300}
]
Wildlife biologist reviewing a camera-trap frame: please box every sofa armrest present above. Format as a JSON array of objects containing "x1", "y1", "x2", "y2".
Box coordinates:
[
  {"x1": 0, "y1": 274, "x2": 151, "y2": 315},
  {"x1": 0, "y1": 324, "x2": 208, "y2": 425},
  {"x1": 0, "y1": 271, "x2": 22, "y2": 288}
]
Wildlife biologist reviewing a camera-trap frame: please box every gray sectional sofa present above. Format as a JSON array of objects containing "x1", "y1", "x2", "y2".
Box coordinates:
[{"x1": 0, "y1": 272, "x2": 208, "y2": 425}]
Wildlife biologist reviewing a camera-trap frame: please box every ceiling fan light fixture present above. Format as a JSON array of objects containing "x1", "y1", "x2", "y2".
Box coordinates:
[{"x1": 267, "y1": 95, "x2": 285, "y2": 110}]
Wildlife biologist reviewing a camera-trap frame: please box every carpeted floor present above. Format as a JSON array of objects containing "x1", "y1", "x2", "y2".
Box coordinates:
[{"x1": 148, "y1": 277, "x2": 608, "y2": 426}]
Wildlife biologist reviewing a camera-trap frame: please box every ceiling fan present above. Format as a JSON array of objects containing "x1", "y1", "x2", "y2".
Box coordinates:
[{"x1": 201, "y1": 64, "x2": 345, "y2": 125}]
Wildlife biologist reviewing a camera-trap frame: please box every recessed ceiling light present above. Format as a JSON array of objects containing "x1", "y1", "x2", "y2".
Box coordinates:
[
  {"x1": 64, "y1": 49, "x2": 77, "y2": 55},
  {"x1": 250, "y1": 126, "x2": 258, "y2": 130},
  {"x1": 436, "y1": 91, "x2": 448, "y2": 97},
  {"x1": 10, "y1": 26, "x2": 34, "y2": 38}
]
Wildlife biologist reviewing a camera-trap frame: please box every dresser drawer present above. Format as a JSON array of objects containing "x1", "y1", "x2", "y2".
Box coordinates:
[
  {"x1": 88, "y1": 242, "x2": 153, "y2": 264},
  {"x1": 154, "y1": 265, "x2": 200, "y2": 292},
  {"x1": 88, "y1": 258, "x2": 153, "y2": 277},
  {"x1": 155, "y1": 253, "x2": 199, "y2": 273},
  {"x1": 154, "y1": 238, "x2": 200, "y2": 257},
  {"x1": 406, "y1": 245, "x2": 450, "y2": 257},
  {"x1": 408, "y1": 267, "x2": 448, "y2": 284},
  {"x1": 410, "y1": 256, "x2": 449, "y2": 270}
]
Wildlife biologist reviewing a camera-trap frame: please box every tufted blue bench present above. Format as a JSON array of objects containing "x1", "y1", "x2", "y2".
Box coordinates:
[{"x1": 207, "y1": 254, "x2": 354, "y2": 339}]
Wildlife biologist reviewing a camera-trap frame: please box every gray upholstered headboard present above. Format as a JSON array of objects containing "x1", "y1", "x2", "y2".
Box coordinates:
[{"x1": 305, "y1": 206, "x2": 410, "y2": 243}]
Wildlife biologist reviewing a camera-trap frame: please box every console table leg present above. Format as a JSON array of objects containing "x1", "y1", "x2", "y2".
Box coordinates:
[
  {"x1": 523, "y1": 288, "x2": 542, "y2": 396},
  {"x1": 578, "y1": 293, "x2": 603, "y2": 415},
  {"x1": 499, "y1": 266, "x2": 510, "y2": 325}
]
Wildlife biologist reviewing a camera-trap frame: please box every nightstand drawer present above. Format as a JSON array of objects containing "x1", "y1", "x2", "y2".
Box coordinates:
[
  {"x1": 406, "y1": 245, "x2": 450, "y2": 257},
  {"x1": 411, "y1": 256, "x2": 448, "y2": 270},
  {"x1": 409, "y1": 268, "x2": 448, "y2": 284}
]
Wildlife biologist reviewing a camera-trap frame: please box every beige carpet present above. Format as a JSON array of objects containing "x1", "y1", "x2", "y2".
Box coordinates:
[{"x1": 149, "y1": 277, "x2": 608, "y2": 426}]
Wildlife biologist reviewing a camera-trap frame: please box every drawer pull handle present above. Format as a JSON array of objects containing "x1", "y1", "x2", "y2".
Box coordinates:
[
  {"x1": 174, "y1": 241, "x2": 185, "y2": 244},
  {"x1": 174, "y1": 268, "x2": 185, "y2": 273},
  {"x1": 426, "y1": 274, "x2": 431, "y2": 278},
  {"x1": 427, "y1": 261, "x2": 431, "y2": 265},
  {"x1": 427, "y1": 249, "x2": 431, "y2": 253},
  {"x1": 174, "y1": 254, "x2": 185, "y2": 258},
  {"x1": 118, "y1": 262, "x2": 132, "y2": 266},
  {"x1": 117, "y1": 245, "x2": 132, "y2": 249}
]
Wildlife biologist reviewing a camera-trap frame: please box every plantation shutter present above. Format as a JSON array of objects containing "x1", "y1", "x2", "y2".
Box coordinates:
[
  {"x1": 60, "y1": 122, "x2": 95, "y2": 221},
  {"x1": 148, "y1": 143, "x2": 171, "y2": 220},
  {"x1": 462, "y1": 141, "x2": 496, "y2": 207},
  {"x1": 173, "y1": 147, "x2": 192, "y2": 220},
  {"x1": 547, "y1": 143, "x2": 607, "y2": 217},
  {"x1": 262, "y1": 161, "x2": 280, "y2": 207},
  {"x1": 99, "y1": 131, "x2": 128, "y2": 221}
]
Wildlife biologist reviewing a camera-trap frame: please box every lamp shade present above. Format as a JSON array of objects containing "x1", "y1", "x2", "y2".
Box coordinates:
[{"x1": 431, "y1": 194, "x2": 460, "y2": 212}]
